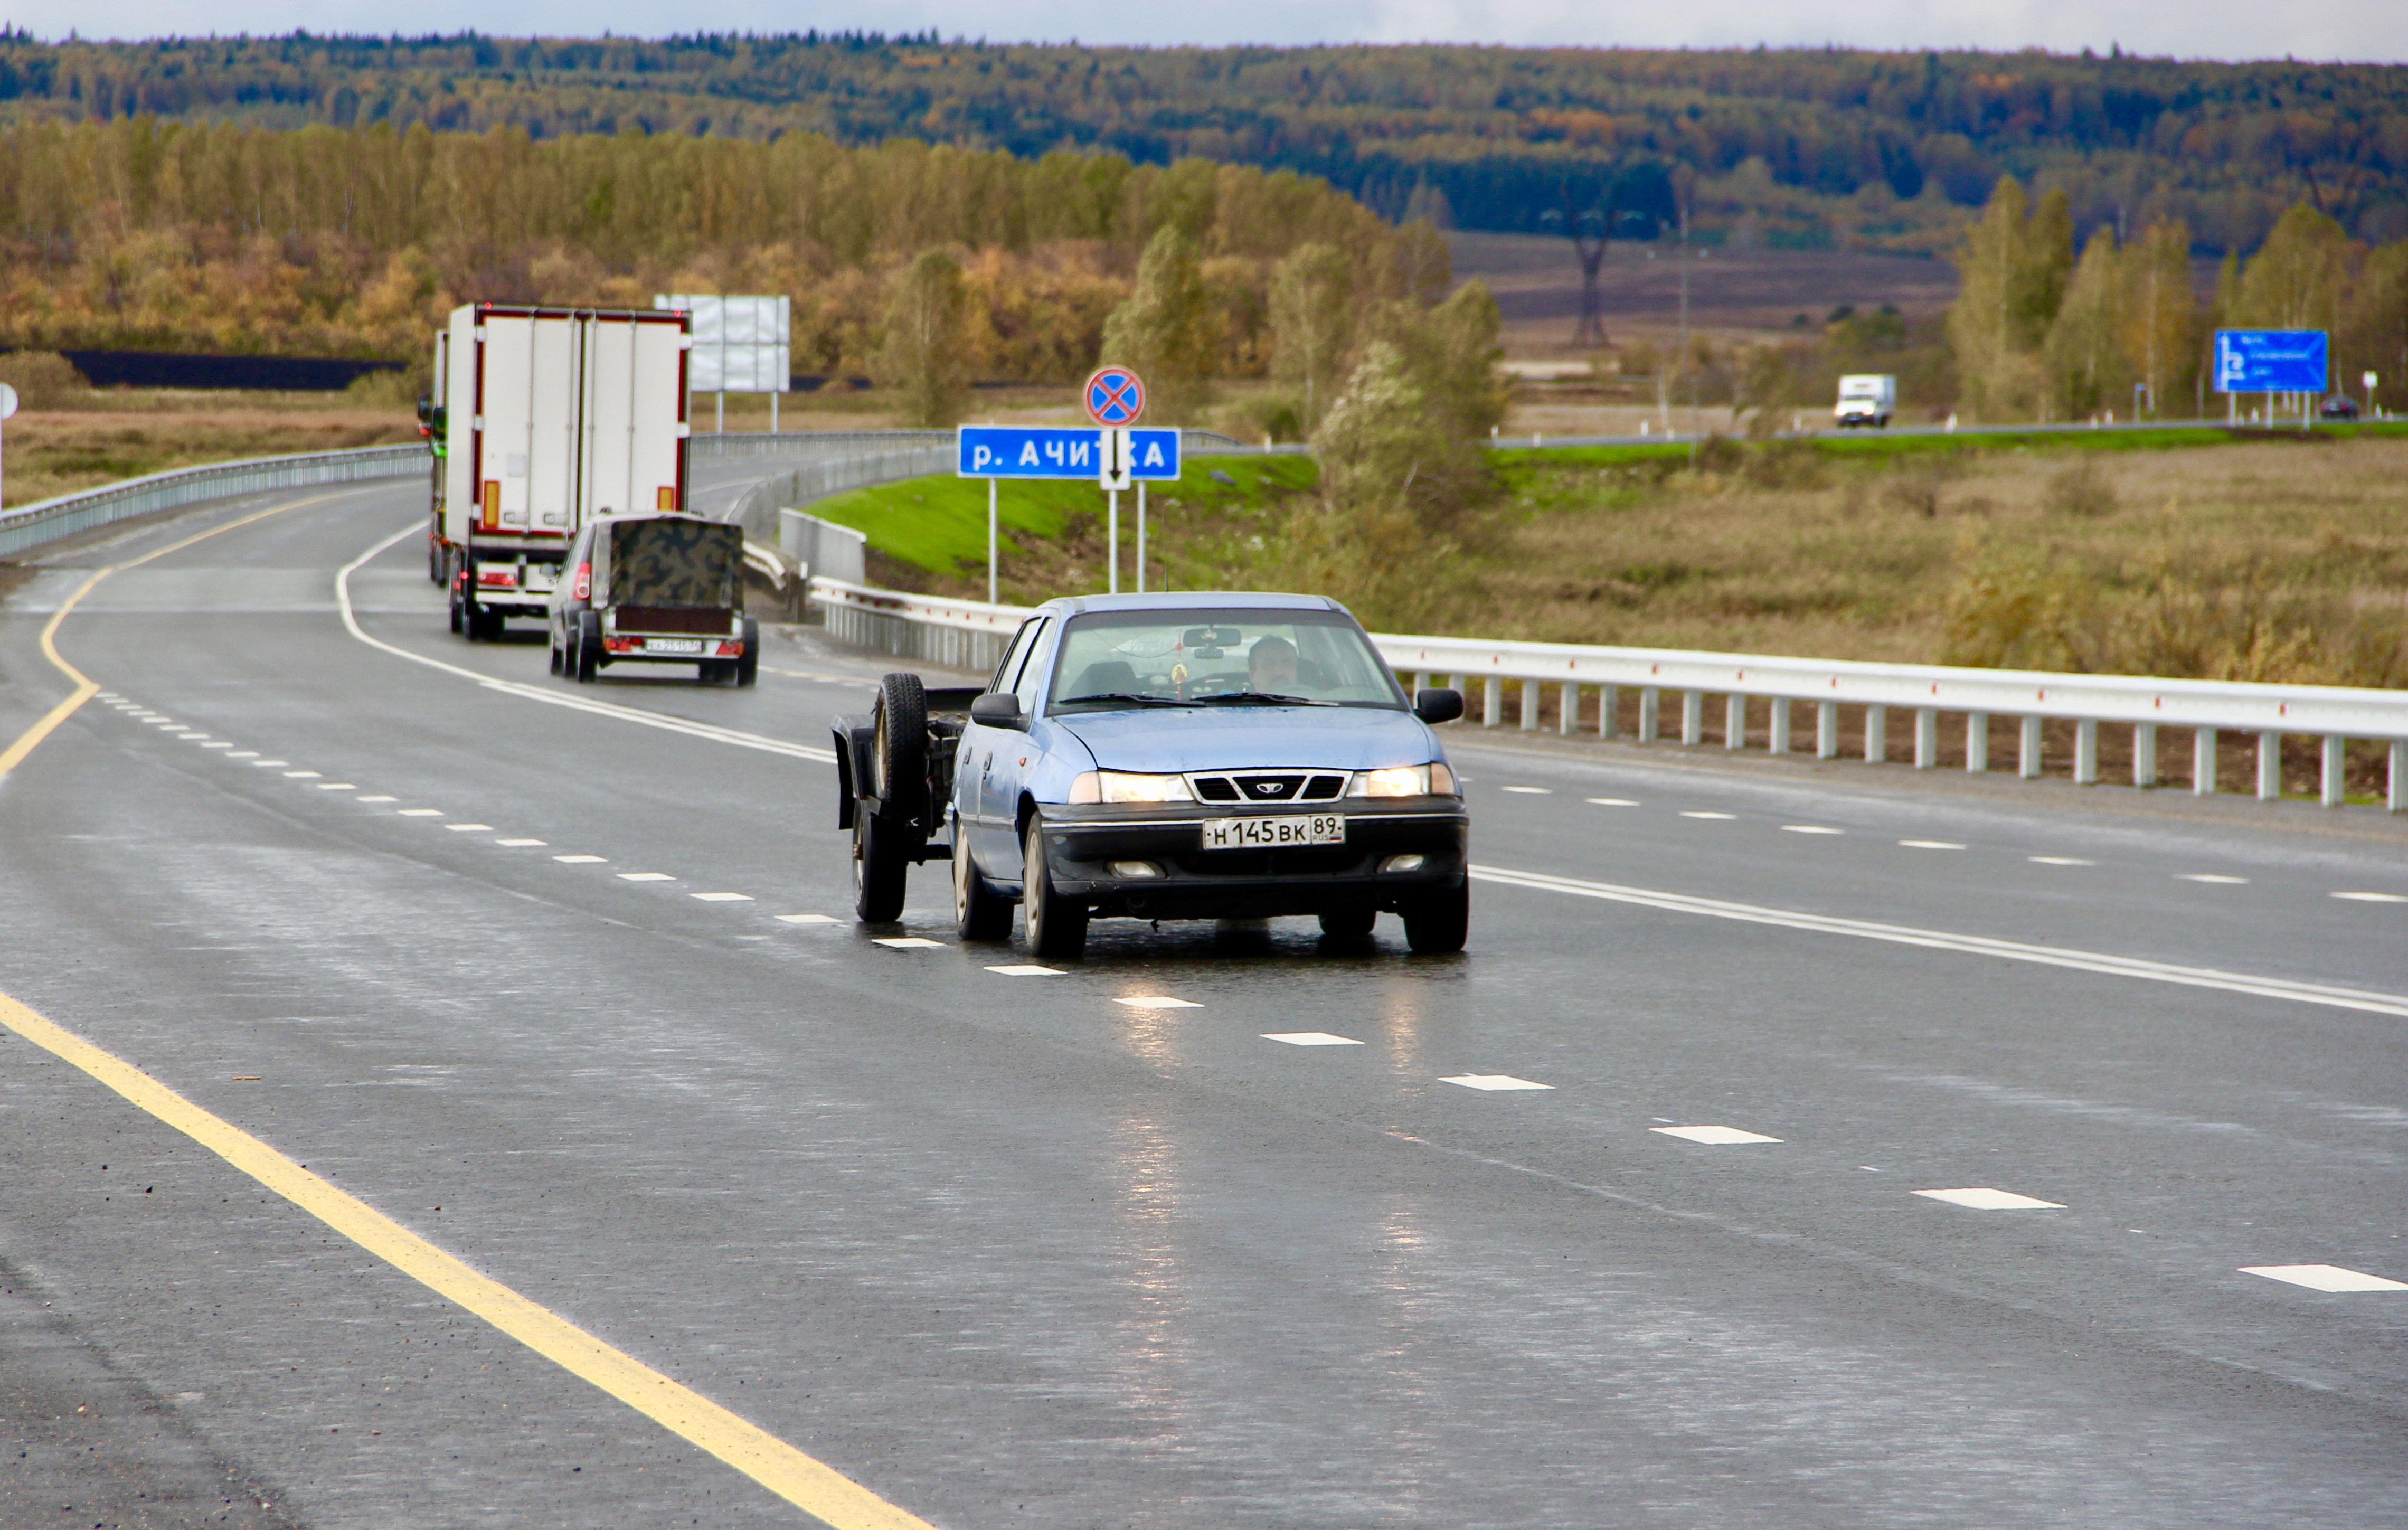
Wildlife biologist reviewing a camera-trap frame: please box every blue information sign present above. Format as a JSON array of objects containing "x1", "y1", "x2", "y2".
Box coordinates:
[
  {"x1": 957, "y1": 426, "x2": 1181, "y2": 480},
  {"x1": 2214, "y1": 329, "x2": 2328, "y2": 394}
]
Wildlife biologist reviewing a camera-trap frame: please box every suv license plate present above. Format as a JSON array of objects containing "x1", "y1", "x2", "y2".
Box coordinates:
[
  {"x1": 645, "y1": 638, "x2": 704, "y2": 654},
  {"x1": 1201, "y1": 814, "x2": 1345, "y2": 850}
]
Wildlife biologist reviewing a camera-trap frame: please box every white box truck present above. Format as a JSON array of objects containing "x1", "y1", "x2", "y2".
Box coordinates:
[
  {"x1": 1834, "y1": 374, "x2": 1896, "y2": 429},
  {"x1": 427, "y1": 304, "x2": 692, "y2": 640}
]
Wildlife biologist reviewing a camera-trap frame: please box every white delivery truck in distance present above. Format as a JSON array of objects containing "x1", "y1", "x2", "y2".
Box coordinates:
[
  {"x1": 429, "y1": 304, "x2": 692, "y2": 640},
  {"x1": 1834, "y1": 374, "x2": 1896, "y2": 429}
]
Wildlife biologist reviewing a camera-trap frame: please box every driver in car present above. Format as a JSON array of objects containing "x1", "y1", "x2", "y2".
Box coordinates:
[{"x1": 1248, "y1": 635, "x2": 1299, "y2": 693}]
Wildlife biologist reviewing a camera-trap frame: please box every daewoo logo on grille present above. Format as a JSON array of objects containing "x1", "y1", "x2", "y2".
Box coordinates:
[{"x1": 1253, "y1": 782, "x2": 1280, "y2": 795}]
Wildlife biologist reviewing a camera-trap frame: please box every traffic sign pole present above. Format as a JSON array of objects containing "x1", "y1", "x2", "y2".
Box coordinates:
[
  {"x1": 987, "y1": 478, "x2": 998, "y2": 604},
  {"x1": 1136, "y1": 483, "x2": 1146, "y2": 594},
  {"x1": 1107, "y1": 490, "x2": 1119, "y2": 594}
]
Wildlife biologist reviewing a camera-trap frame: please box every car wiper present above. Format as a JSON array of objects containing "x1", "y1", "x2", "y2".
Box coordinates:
[
  {"x1": 1054, "y1": 692, "x2": 1201, "y2": 708},
  {"x1": 1193, "y1": 691, "x2": 1336, "y2": 705}
]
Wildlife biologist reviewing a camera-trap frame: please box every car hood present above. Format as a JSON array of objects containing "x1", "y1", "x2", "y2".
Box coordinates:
[{"x1": 1054, "y1": 706, "x2": 1439, "y2": 772}]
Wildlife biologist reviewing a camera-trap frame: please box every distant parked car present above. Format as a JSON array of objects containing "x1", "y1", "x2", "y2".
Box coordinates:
[{"x1": 2319, "y1": 395, "x2": 2361, "y2": 420}]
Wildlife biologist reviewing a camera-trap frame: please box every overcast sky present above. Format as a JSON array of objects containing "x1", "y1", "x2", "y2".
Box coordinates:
[{"x1": 17, "y1": 0, "x2": 2404, "y2": 63}]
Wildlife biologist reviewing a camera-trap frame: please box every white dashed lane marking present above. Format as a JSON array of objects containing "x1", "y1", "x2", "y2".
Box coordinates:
[
  {"x1": 358, "y1": 795, "x2": 396, "y2": 803},
  {"x1": 776, "y1": 913, "x2": 837, "y2": 924},
  {"x1": 2180, "y1": 874, "x2": 2249, "y2": 884},
  {"x1": 250, "y1": 760, "x2": 290, "y2": 768},
  {"x1": 1441, "y1": 1074, "x2": 1554, "y2": 1092},
  {"x1": 1652, "y1": 1125, "x2": 1781, "y2": 1145},
  {"x1": 2031, "y1": 856, "x2": 2094, "y2": 866},
  {"x1": 617, "y1": 873, "x2": 676, "y2": 883},
  {"x1": 316, "y1": 783, "x2": 355, "y2": 791},
  {"x1": 1913, "y1": 1187, "x2": 2065, "y2": 1211},
  {"x1": 554, "y1": 855, "x2": 607, "y2": 864},
  {"x1": 1899, "y1": 839, "x2": 1965, "y2": 851},
  {"x1": 986, "y1": 964, "x2": 1063, "y2": 976},
  {"x1": 496, "y1": 838, "x2": 547, "y2": 847},
  {"x1": 1262, "y1": 1032, "x2": 1363, "y2": 1046},
  {"x1": 226, "y1": 752, "x2": 258, "y2": 759},
  {"x1": 396, "y1": 809, "x2": 444, "y2": 817},
  {"x1": 2241, "y1": 1264, "x2": 2408, "y2": 1293},
  {"x1": 691, "y1": 892, "x2": 753, "y2": 902},
  {"x1": 443, "y1": 823, "x2": 495, "y2": 833},
  {"x1": 873, "y1": 937, "x2": 946, "y2": 949},
  {"x1": 1115, "y1": 996, "x2": 1201, "y2": 1010},
  {"x1": 282, "y1": 770, "x2": 322, "y2": 779},
  {"x1": 202, "y1": 742, "x2": 233, "y2": 750},
  {"x1": 1780, "y1": 825, "x2": 1842, "y2": 835},
  {"x1": 1584, "y1": 797, "x2": 1637, "y2": 807},
  {"x1": 1679, "y1": 811, "x2": 1736, "y2": 820},
  {"x1": 2333, "y1": 892, "x2": 2408, "y2": 903},
  {"x1": 1500, "y1": 786, "x2": 1552, "y2": 795}
]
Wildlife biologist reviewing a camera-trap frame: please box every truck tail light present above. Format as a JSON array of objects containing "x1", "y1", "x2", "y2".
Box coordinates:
[
  {"x1": 714, "y1": 640, "x2": 743, "y2": 656},
  {"x1": 656, "y1": 487, "x2": 677, "y2": 511},
  {"x1": 604, "y1": 636, "x2": 639, "y2": 653},
  {"x1": 477, "y1": 568, "x2": 517, "y2": 588},
  {"x1": 572, "y1": 561, "x2": 590, "y2": 601}
]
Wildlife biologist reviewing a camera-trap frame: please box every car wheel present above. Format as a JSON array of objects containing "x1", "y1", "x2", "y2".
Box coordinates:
[
  {"x1": 735, "y1": 618, "x2": 759, "y2": 687},
  {"x1": 953, "y1": 830, "x2": 1013, "y2": 941},
  {"x1": 1318, "y1": 906, "x2": 1376, "y2": 940},
  {"x1": 874, "y1": 673, "x2": 928, "y2": 827},
  {"x1": 575, "y1": 612, "x2": 601, "y2": 682},
  {"x1": 1022, "y1": 816, "x2": 1088, "y2": 959},
  {"x1": 549, "y1": 631, "x2": 562, "y2": 675},
  {"x1": 1402, "y1": 883, "x2": 1468, "y2": 953},
  {"x1": 853, "y1": 808, "x2": 909, "y2": 923}
]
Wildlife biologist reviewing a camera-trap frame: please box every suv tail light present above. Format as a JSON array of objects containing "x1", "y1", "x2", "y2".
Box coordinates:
[{"x1": 572, "y1": 561, "x2": 591, "y2": 601}]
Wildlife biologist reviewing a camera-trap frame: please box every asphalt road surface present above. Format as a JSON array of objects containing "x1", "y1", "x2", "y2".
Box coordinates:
[{"x1": 2, "y1": 481, "x2": 2405, "y2": 1529}]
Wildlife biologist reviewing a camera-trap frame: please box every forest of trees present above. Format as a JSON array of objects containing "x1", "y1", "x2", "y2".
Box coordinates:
[
  {"x1": 0, "y1": 34, "x2": 2400, "y2": 258},
  {"x1": 0, "y1": 118, "x2": 1422, "y2": 379}
]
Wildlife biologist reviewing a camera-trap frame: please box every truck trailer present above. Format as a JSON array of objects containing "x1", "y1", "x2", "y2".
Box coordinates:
[{"x1": 425, "y1": 305, "x2": 692, "y2": 640}]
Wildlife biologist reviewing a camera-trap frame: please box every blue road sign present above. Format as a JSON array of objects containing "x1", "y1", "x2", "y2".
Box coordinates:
[
  {"x1": 1084, "y1": 366, "x2": 1147, "y2": 426},
  {"x1": 2214, "y1": 329, "x2": 2328, "y2": 393},
  {"x1": 957, "y1": 427, "x2": 1180, "y2": 480}
]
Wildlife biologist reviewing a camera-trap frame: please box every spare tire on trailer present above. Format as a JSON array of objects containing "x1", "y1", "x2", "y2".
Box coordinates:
[{"x1": 873, "y1": 673, "x2": 928, "y2": 828}]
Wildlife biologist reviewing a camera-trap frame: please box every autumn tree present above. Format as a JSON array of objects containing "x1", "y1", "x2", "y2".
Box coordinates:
[
  {"x1": 2119, "y1": 219, "x2": 2198, "y2": 418},
  {"x1": 1269, "y1": 242, "x2": 1355, "y2": 432},
  {"x1": 1947, "y1": 177, "x2": 2074, "y2": 420},
  {"x1": 872, "y1": 249, "x2": 970, "y2": 427},
  {"x1": 2043, "y1": 228, "x2": 2129, "y2": 420},
  {"x1": 1100, "y1": 224, "x2": 1217, "y2": 423}
]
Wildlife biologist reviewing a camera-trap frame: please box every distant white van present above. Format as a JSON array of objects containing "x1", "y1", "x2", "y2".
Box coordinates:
[{"x1": 1835, "y1": 374, "x2": 1897, "y2": 429}]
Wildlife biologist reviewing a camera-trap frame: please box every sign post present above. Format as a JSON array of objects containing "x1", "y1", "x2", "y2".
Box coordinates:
[
  {"x1": 1084, "y1": 367, "x2": 1146, "y2": 593},
  {"x1": 2214, "y1": 329, "x2": 2327, "y2": 431},
  {"x1": 956, "y1": 413, "x2": 1181, "y2": 601}
]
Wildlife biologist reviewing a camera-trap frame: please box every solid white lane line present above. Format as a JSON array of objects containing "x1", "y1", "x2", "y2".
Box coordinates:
[
  {"x1": 1652, "y1": 1125, "x2": 1781, "y2": 1145},
  {"x1": 2030, "y1": 856, "x2": 2094, "y2": 866},
  {"x1": 872, "y1": 937, "x2": 945, "y2": 949},
  {"x1": 1913, "y1": 1187, "x2": 2064, "y2": 1211},
  {"x1": 1584, "y1": 797, "x2": 1638, "y2": 807},
  {"x1": 1467, "y1": 863, "x2": 2408, "y2": 1018},
  {"x1": 337, "y1": 525, "x2": 835, "y2": 764},
  {"x1": 554, "y1": 855, "x2": 607, "y2": 864},
  {"x1": 2333, "y1": 892, "x2": 2408, "y2": 903},
  {"x1": 776, "y1": 913, "x2": 837, "y2": 924},
  {"x1": 1680, "y1": 811, "x2": 1736, "y2": 820},
  {"x1": 496, "y1": 838, "x2": 547, "y2": 847},
  {"x1": 1899, "y1": 839, "x2": 1965, "y2": 850},
  {"x1": 691, "y1": 892, "x2": 753, "y2": 902},
  {"x1": 1501, "y1": 786, "x2": 1552, "y2": 795},
  {"x1": 987, "y1": 964, "x2": 1063, "y2": 976},
  {"x1": 1781, "y1": 825, "x2": 1843, "y2": 835},
  {"x1": 2240, "y1": 1264, "x2": 2408, "y2": 1293},
  {"x1": 443, "y1": 823, "x2": 495, "y2": 832},
  {"x1": 1115, "y1": 996, "x2": 1200, "y2": 1009},
  {"x1": 2180, "y1": 874, "x2": 2249, "y2": 884},
  {"x1": 617, "y1": 872, "x2": 676, "y2": 882},
  {"x1": 1441, "y1": 1074, "x2": 1554, "y2": 1092},
  {"x1": 1263, "y1": 1032, "x2": 1363, "y2": 1046}
]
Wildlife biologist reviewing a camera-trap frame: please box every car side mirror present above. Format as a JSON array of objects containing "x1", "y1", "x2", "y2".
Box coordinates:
[
  {"x1": 970, "y1": 692, "x2": 1027, "y2": 730},
  {"x1": 1413, "y1": 687, "x2": 1464, "y2": 725}
]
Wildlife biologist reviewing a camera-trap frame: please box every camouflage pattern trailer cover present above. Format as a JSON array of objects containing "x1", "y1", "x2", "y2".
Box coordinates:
[{"x1": 605, "y1": 517, "x2": 744, "y2": 613}]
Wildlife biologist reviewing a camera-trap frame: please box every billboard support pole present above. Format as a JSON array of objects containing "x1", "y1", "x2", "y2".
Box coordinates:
[{"x1": 771, "y1": 391, "x2": 779, "y2": 434}]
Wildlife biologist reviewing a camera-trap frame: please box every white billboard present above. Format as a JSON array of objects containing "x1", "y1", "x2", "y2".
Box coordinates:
[{"x1": 655, "y1": 293, "x2": 790, "y2": 393}]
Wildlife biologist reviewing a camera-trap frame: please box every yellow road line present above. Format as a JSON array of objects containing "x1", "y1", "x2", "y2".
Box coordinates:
[{"x1": 3, "y1": 486, "x2": 940, "y2": 1528}]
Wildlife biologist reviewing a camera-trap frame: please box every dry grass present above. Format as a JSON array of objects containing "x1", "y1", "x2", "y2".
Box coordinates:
[{"x1": 2, "y1": 403, "x2": 421, "y2": 509}]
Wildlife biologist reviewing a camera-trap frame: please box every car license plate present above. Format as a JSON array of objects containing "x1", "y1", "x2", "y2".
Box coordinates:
[
  {"x1": 1200, "y1": 813, "x2": 1345, "y2": 850},
  {"x1": 645, "y1": 638, "x2": 704, "y2": 654}
]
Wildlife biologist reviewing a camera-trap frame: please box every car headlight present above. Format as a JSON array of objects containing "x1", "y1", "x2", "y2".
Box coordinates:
[
  {"x1": 1069, "y1": 771, "x2": 1195, "y2": 805},
  {"x1": 1351, "y1": 763, "x2": 1454, "y2": 797}
]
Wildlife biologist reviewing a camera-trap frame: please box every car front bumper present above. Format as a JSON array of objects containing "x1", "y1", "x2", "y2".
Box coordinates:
[{"x1": 1032, "y1": 799, "x2": 1468, "y2": 921}]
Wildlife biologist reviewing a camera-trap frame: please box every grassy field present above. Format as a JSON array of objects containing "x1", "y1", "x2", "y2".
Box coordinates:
[{"x1": 1, "y1": 400, "x2": 422, "y2": 509}]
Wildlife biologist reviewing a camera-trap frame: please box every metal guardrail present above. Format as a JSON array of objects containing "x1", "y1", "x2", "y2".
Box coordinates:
[
  {"x1": 805, "y1": 578, "x2": 2408, "y2": 813},
  {"x1": 0, "y1": 443, "x2": 429, "y2": 558}
]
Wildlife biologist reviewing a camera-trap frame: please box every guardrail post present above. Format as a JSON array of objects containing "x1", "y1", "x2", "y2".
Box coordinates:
[
  {"x1": 1519, "y1": 679, "x2": 1541, "y2": 730},
  {"x1": 1914, "y1": 707, "x2": 1938, "y2": 769},
  {"x1": 2074, "y1": 720, "x2": 2099, "y2": 784},
  {"x1": 2321, "y1": 735, "x2": 2346, "y2": 806},
  {"x1": 2019, "y1": 715, "x2": 2042, "y2": 778},
  {"x1": 1817, "y1": 701, "x2": 1838, "y2": 759},
  {"x1": 1638, "y1": 686, "x2": 1659, "y2": 742},
  {"x1": 2258, "y1": 732, "x2": 2281, "y2": 800},
  {"x1": 1966, "y1": 712, "x2": 1988, "y2": 773},
  {"x1": 1864, "y1": 704, "x2": 1886, "y2": 763},
  {"x1": 2194, "y1": 728, "x2": 2217, "y2": 795},
  {"x1": 1726, "y1": 694, "x2": 1746, "y2": 750},
  {"x1": 1680, "y1": 690, "x2": 1703, "y2": 745},
  {"x1": 1483, "y1": 676, "x2": 1503, "y2": 728},
  {"x1": 1598, "y1": 685, "x2": 1618, "y2": 740},
  {"x1": 1559, "y1": 682, "x2": 1579, "y2": 734},
  {"x1": 2132, "y1": 723, "x2": 2157, "y2": 787},
  {"x1": 2392, "y1": 740, "x2": 2406, "y2": 813},
  {"x1": 1769, "y1": 697, "x2": 1791, "y2": 754}
]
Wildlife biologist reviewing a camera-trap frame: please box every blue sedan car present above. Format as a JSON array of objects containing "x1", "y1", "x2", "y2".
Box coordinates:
[{"x1": 834, "y1": 592, "x2": 1469, "y2": 959}]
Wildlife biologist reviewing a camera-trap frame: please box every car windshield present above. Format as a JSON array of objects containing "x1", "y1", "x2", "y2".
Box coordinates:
[{"x1": 1048, "y1": 608, "x2": 1405, "y2": 713}]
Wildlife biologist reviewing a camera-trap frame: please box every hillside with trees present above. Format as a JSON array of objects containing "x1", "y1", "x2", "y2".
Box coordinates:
[{"x1": 0, "y1": 33, "x2": 2401, "y2": 258}]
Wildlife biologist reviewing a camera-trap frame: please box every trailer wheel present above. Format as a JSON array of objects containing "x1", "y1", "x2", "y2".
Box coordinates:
[
  {"x1": 853, "y1": 810, "x2": 908, "y2": 923},
  {"x1": 874, "y1": 673, "x2": 928, "y2": 826},
  {"x1": 735, "y1": 618, "x2": 759, "y2": 688}
]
